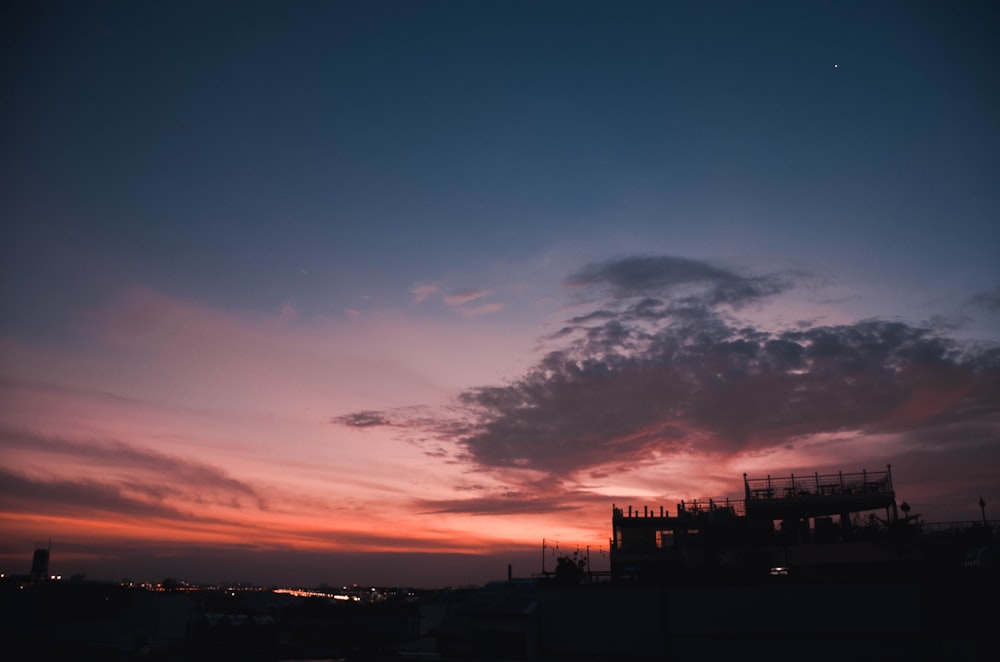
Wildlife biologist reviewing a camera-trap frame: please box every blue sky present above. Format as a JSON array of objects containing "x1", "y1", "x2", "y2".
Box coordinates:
[
  {"x1": 6, "y1": 1, "x2": 997, "y2": 326},
  {"x1": 1, "y1": 1, "x2": 998, "y2": 587}
]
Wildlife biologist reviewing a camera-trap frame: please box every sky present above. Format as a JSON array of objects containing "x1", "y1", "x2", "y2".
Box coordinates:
[{"x1": 1, "y1": 0, "x2": 998, "y2": 588}]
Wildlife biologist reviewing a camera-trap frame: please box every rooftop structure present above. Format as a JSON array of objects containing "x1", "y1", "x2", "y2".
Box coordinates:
[{"x1": 742, "y1": 467, "x2": 896, "y2": 521}]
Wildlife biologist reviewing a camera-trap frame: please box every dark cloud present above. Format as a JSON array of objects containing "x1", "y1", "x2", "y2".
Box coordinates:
[
  {"x1": 565, "y1": 255, "x2": 791, "y2": 308},
  {"x1": 453, "y1": 317, "x2": 999, "y2": 475},
  {"x1": 335, "y1": 257, "x2": 1000, "y2": 487},
  {"x1": 334, "y1": 410, "x2": 391, "y2": 427},
  {"x1": 970, "y1": 286, "x2": 1000, "y2": 313}
]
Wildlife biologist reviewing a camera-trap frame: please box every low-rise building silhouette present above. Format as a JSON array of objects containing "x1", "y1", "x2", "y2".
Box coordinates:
[{"x1": 611, "y1": 465, "x2": 909, "y2": 582}]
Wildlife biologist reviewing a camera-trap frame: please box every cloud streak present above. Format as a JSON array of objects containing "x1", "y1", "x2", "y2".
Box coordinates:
[
  {"x1": 565, "y1": 255, "x2": 792, "y2": 308},
  {"x1": 1, "y1": 426, "x2": 267, "y2": 513},
  {"x1": 444, "y1": 289, "x2": 492, "y2": 306}
]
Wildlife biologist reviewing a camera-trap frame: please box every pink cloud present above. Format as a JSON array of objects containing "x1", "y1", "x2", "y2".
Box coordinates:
[
  {"x1": 0, "y1": 283, "x2": 571, "y2": 583},
  {"x1": 444, "y1": 288, "x2": 491, "y2": 306},
  {"x1": 411, "y1": 281, "x2": 439, "y2": 302}
]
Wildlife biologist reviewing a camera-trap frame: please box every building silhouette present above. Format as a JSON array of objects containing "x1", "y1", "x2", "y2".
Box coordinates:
[
  {"x1": 30, "y1": 545, "x2": 51, "y2": 581},
  {"x1": 611, "y1": 465, "x2": 905, "y2": 582}
]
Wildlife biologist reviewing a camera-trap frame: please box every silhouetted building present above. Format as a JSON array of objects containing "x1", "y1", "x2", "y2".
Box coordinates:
[
  {"x1": 610, "y1": 466, "x2": 903, "y2": 582},
  {"x1": 30, "y1": 546, "x2": 50, "y2": 581}
]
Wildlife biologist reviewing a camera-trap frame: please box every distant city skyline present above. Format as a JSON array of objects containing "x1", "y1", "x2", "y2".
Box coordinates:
[{"x1": 2, "y1": 1, "x2": 998, "y2": 588}]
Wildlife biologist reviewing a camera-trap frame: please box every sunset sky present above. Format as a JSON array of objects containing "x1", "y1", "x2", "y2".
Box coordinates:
[{"x1": 2, "y1": 1, "x2": 998, "y2": 588}]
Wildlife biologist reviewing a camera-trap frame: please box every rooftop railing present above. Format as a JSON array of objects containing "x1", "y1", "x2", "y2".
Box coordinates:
[
  {"x1": 612, "y1": 467, "x2": 896, "y2": 521},
  {"x1": 613, "y1": 498, "x2": 747, "y2": 520},
  {"x1": 677, "y1": 498, "x2": 746, "y2": 517},
  {"x1": 744, "y1": 467, "x2": 894, "y2": 502}
]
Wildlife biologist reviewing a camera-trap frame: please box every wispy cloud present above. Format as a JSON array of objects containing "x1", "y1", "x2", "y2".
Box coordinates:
[
  {"x1": 408, "y1": 283, "x2": 504, "y2": 316},
  {"x1": 565, "y1": 255, "x2": 792, "y2": 308},
  {"x1": 460, "y1": 302, "x2": 504, "y2": 317},
  {"x1": 444, "y1": 289, "x2": 492, "y2": 306},
  {"x1": 0, "y1": 424, "x2": 520, "y2": 559},
  {"x1": 417, "y1": 494, "x2": 581, "y2": 516},
  {"x1": 414, "y1": 482, "x2": 615, "y2": 516},
  {"x1": 1, "y1": 426, "x2": 266, "y2": 511},
  {"x1": 411, "y1": 282, "x2": 440, "y2": 302},
  {"x1": 0, "y1": 467, "x2": 211, "y2": 521},
  {"x1": 336, "y1": 410, "x2": 390, "y2": 428}
]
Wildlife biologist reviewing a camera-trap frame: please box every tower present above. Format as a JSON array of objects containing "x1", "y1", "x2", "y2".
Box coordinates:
[{"x1": 30, "y1": 544, "x2": 50, "y2": 579}]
